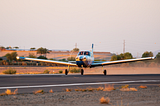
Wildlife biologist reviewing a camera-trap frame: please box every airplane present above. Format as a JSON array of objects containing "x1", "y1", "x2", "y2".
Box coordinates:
[{"x1": 16, "y1": 44, "x2": 155, "y2": 75}]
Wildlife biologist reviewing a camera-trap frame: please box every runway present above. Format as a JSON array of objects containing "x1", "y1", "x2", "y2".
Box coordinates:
[{"x1": 0, "y1": 74, "x2": 160, "y2": 93}]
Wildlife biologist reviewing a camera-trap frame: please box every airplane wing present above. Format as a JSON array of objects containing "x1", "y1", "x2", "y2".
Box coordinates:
[
  {"x1": 16, "y1": 56, "x2": 77, "y2": 66},
  {"x1": 91, "y1": 57, "x2": 155, "y2": 67}
]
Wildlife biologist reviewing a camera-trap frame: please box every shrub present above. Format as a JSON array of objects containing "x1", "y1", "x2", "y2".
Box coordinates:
[
  {"x1": 59, "y1": 70, "x2": 63, "y2": 73},
  {"x1": 100, "y1": 97, "x2": 110, "y2": 104},
  {"x1": 69, "y1": 68, "x2": 80, "y2": 73},
  {"x1": 43, "y1": 69, "x2": 50, "y2": 74},
  {"x1": 3, "y1": 68, "x2": 16, "y2": 74},
  {"x1": 28, "y1": 53, "x2": 36, "y2": 58},
  {"x1": 37, "y1": 56, "x2": 47, "y2": 59},
  {"x1": 58, "y1": 58, "x2": 67, "y2": 62},
  {"x1": 34, "y1": 90, "x2": 44, "y2": 94},
  {"x1": 67, "y1": 57, "x2": 75, "y2": 61}
]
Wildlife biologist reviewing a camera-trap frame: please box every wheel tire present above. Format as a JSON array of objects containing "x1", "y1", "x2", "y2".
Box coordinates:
[
  {"x1": 81, "y1": 69, "x2": 84, "y2": 75},
  {"x1": 103, "y1": 70, "x2": 106, "y2": 75},
  {"x1": 65, "y1": 69, "x2": 68, "y2": 75}
]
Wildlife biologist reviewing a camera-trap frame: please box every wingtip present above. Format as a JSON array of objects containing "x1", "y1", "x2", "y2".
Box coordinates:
[
  {"x1": 16, "y1": 56, "x2": 19, "y2": 60},
  {"x1": 151, "y1": 57, "x2": 155, "y2": 59}
]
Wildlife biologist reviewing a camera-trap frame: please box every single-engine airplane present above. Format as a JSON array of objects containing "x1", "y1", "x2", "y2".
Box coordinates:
[{"x1": 16, "y1": 44, "x2": 155, "y2": 75}]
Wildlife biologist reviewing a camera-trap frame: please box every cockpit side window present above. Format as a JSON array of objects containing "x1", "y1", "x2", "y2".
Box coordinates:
[
  {"x1": 84, "y1": 51, "x2": 90, "y2": 56},
  {"x1": 78, "y1": 51, "x2": 83, "y2": 55}
]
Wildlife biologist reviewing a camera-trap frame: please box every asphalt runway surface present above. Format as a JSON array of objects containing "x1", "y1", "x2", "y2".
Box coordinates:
[{"x1": 0, "y1": 74, "x2": 160, "y2": 94}]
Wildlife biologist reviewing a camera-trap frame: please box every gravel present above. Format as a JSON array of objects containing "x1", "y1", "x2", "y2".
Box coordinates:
[{"x1": 0, "y1": 86, "x2": 160, "y2": 106}]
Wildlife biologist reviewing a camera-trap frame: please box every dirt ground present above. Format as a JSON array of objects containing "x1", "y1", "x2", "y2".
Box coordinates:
[
  {"x1": 0, "y1": 66, "x2": 160, "y2": 75},
  {"x1": 0, "y1": 86, "x2": 160, "y2": 106},
  {"x1": 0, "y1": 67, "x2": 160, "y2": 106}
]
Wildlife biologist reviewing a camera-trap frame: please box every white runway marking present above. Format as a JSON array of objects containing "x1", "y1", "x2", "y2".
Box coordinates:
[{"x1": 0, "y1": 80, "x2": 160, "y2": 89}]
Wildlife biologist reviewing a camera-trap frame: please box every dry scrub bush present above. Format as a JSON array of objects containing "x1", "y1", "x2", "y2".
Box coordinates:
[
  {"x1": 100, "y1": 97, "x2": 110, "y2": 104},
  {"x1": 43, "y1": 69, "x2": 50, "y2": 74},
  {"x1": 49, "y1": 89, "x2": 53, "y2": 93},
  {"x1": 120, "y1": 88, "x2": 137, "y2": 91},
  {"x1": 3, "y1": 68, "x2": 16, "y2": 74},
  {"x1": 96, "y1": 87, "x2": 104, "y2": 91},
  {"x1": 103, "y1": 84, "x2": 115, "y2": 91},
  {"x1": 0, "y1": 89, "x2": 18, "y2": 96},
  {"x1": 66, "y1": 88, "x2": 71, "y2": 92},
  {"x1": 121, "y1": 85, "x2": 129, "y2": 89},
  {"x1": 34, "y1": 90, "x2": 44, "y2": 94},
  {"x1": 139, "y1": 85, "x2": 147, "y2": 89},
  {"x1": 75, "y1": 86, "x2": 104, "y2": 92},
  {"x1": 120, "y1": 85, "x2": 137, "y2": 91}
]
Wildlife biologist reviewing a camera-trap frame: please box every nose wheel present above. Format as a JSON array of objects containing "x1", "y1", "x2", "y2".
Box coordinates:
[{"x1": 81, "y1": 69, "x2": 84, "y2": 75}]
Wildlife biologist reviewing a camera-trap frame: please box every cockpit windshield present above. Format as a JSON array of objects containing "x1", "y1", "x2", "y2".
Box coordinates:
[
  {"x1": 78, "y1": 51, "x2": 83, "y2": 55},
  {"x1": 84, "y1": 51, "x2": 90, "y2": 56},
  {"x1": 78, "y1": 51, "x2": 90, "y2": 56}
]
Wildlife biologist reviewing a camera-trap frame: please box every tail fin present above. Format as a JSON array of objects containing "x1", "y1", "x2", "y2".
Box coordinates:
[{"x1": 92, "y1": 44, "x2": 94, "y2": 55}]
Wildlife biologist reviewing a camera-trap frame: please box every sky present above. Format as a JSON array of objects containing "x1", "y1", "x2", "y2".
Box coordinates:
[{"x1": 0, "y1": 0, "x2": 160, "y2": 57}]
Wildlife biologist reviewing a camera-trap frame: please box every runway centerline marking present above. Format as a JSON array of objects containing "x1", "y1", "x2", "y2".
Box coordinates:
[{"x1": 0, "y1": 80, "x2": 160, "y2": 89}]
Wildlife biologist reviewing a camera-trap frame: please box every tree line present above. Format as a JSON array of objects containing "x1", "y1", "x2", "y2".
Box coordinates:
[
  {"x1": 1, "y1": 46, "x2": 160, "y2": 64},
  {"x1": 110, "y1": 51, "x2": 160, "y2": 63}
]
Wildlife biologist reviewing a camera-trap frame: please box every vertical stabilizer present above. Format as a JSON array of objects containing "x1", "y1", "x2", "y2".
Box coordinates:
[{"x1": 92, "y1": 44, "x2": 94, "y2": 55}]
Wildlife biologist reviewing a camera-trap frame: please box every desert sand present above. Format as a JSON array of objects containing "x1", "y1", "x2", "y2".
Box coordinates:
[{"x1": 0, "y1": 66, "x2": 160, "y2": 75}]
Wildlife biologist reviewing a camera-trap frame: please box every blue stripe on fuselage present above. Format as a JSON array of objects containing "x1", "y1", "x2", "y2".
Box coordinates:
[{"x1": 19, "y1": 57, "x2": 25, "y2": 59}]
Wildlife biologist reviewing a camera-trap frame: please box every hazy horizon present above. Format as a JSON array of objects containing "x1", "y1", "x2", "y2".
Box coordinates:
[{"x1": 0, "y1": 0, "x2": 160, "y2": 57}]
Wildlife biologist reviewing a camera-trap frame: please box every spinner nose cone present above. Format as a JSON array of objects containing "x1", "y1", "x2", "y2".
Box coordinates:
[{"x1": 79, "y1": 56, "x2": 83, "y2": 60}]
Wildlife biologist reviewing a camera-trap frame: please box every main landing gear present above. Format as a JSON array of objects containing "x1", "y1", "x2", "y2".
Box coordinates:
[
  {"x1": 65, "y1": 69, "x2": 68, "y2": 75},
  {"x1": 102, "y1": 66, "x2": 107, "y2": 75},
  {"x1": 103, "y1": 70, "x2": 107, "y2": 75}
]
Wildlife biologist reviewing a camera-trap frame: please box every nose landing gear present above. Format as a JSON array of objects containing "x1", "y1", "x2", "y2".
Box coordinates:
[
  {"x1": 81, "y1": 65, "x2": 84, "y2": 75},
  {"x1": 81, "y1": 69, "x2": 84, "y2": 75}
]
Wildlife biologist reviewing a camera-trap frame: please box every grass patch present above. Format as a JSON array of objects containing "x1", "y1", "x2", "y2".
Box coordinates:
[
  {"x1": 69, "y1": 68, "x2": 80, "y2": 73},
  {"x1": 43, "y1": 69, "x2": 50, "y2": 74},
  {"x1": 3, "y1": 67, "x2": 16, "y2": 74},
  {"x1": 59, "y1": 70, "x2": 63, "y2": 73}
]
